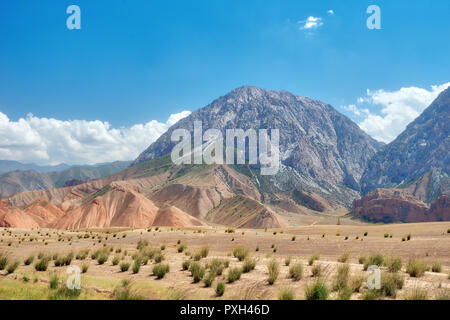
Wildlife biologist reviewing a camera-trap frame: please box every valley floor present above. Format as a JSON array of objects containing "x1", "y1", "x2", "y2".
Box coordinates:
[{"x1": 0, "y1": 222, "x2": 449, "y2": 300}]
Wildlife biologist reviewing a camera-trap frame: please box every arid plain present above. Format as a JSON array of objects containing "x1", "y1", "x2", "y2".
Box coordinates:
[{"x1": 1, "y1": 220, "x2": 449, "y2": 300}]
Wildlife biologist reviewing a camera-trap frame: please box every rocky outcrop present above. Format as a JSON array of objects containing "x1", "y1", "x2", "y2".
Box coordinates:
[{"x1": 353, "y1": 189, "x2": 449, "y2": 223}]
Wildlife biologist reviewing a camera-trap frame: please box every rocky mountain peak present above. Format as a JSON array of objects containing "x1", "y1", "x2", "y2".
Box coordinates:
[{"x1": 133, "y1": 86, "x2": 382, "y2": 203}]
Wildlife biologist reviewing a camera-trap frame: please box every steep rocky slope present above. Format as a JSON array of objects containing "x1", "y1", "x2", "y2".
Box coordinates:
[
  {"x1": 361, "y1": 86, "x2": 450, "y2": 195},
  {"x1": 353, "y1": 86, "x2": 449, "y2": 223},
  {"x1": 134, "y1": 86, "x2": 381, "y2": 198}
]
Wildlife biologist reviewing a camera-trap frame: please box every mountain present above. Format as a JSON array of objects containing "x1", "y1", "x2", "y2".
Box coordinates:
[
  {"x1": 0, "y1": 160, "x2": 71, "y2": 175},
  {"x1": 353, "y1": 86, "x2": 450, "y2": 223},
  {"x1": 361, "y1": 86, "x2": 450, "y2": 197},
  {"x1": 134, "y1": 86, "x2": 382, "y2": 205},
  {"x1": 0, "y1": 157, "x2": 289, "y2": 229},
  {"x1": 4, "y1": 86, "x2": 422, "y2": 229},
  {"x1": 0, "y1": 161, "x2": 132, "y2": 198}
]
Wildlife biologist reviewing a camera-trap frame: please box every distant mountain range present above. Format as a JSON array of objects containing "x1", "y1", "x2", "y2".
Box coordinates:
[
  {"x1": 0, "y1": 160, "x2": 73, "y2": 175},
  {"x1": 0, "y1": 161, "x2": 132, "y2": 198},
  {"x1": 0, "y1": 85, "x2": 448, "y2": 228}
]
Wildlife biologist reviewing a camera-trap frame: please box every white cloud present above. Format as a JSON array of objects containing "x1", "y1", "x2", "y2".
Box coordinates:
[
  {"x1": 0, "y1": 110, "x2": 191, "y2": 166},
  {"x1": 327, "y1": 10, "x2": 335, "y2": 15},
  {"x1": 345, "y1": 83, "x2": 450, "y2": 143},
  {"x1": 299, "y1": 16, "x2": 323, "y2": 30},
  {"x1": 342, "y1": 104, "x2": 361, "y2": 116}
]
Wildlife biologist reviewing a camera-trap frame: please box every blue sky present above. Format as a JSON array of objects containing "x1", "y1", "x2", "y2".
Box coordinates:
[{"x1": 0, "y1": 0, "x2": 449, "y2": 165}]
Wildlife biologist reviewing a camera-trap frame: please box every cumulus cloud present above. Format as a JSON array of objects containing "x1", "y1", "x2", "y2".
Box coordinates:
[
  {"x1": 327, "y1": 10, "x2": 335, "y2": 15},
  {"x1": 299, "y1": 16, "x2": 323, "y2": 30},
  {"x1": 0, "y1": 110, "x2": 191, "y2": 166},
  {"x1": 343, "y1": 83, "x2": 450, "y2": 143}
]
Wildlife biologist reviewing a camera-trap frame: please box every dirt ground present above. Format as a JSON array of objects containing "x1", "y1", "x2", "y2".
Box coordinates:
[{"x1": 0, "y1": 221, "x2": 449, "y2": 300}]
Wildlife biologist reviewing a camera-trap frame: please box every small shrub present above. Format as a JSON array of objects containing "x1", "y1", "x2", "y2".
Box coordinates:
[
  {"x1": 200, "y1": 247, "x2": 209, "y2": 258},
  {"x1": 406, "y1": 233, "x2": 412, "y2": 241},
  {"x1": 358, "y1": 256, "x2": 367, "y2": 265},
  {"x1": 267, "y1": 260, "x2": 279, "y2": 285},
  {"x1": 207, "y1": 258, "x2": 228, "y2": 275},
  {"x1": 190, "y1": 262, "x2": 205, "y2": 283},
  {"x1": 24, "y1": 255, "x2": 35, "y2": 266},
  {"x1": 242, "y1": 257, "x2": 256, "y2": 273},
  {"x1": 308, "y1": 253, "x2": 320, "y2": 266},
  {"x1": 227, "y1": 267, "x2": 242, "y2": 283},
  {"x1": 153, "y1": 264, "x2": 170, "y2": 279},
  {"x1": 112, "y1": 256, "x2": 120, "y2": 266},
  {"x1": 349, "y1": 276, "x2": 365, "y2": 293},
  {"x1": 203, "y1": 271, "x2": 216, "y2": 287},
  {"x1": 136, "y1": 239, "x2": 148, "y2": 250},
  {"x1": 384, "y1": 256, "x2": 402, "y2": 273},
  {"x1": 6, "y1": 261, "x2": 19, "y2": 274},
  {"x1": 381, "y1": 272, "x2": 404, "y2": 298},
  {"x1": 49, "y1": 273, "x2": 59, "y2": 289},
  {"x1": 120, "y1": 262, "x2": 130, "y2": 272},
  {"x1": 431, "y1": 262, "x2": 442, "y2": 273},
  {"x1": 132, "y1": 259, "x2": 141, "y2": 274},
  {"x1": 405, "y1": 287, "x2": 428, "y2": 300},
  {"x1": 177, "y1": 244, "x2": 186, "y2": 253},
  {"x1": 233, "y1": 246, "x2": 249, "y2": 261},
  {"x1": 63, "y1": 253, "x2": 74, "y2": 266},
  {"x1": 311, "y1": 264, "x2": 322, "y2": 277},
  {"x1": 364, "y1": 232, "x2": 368, "y2": 237},
  {"x1": 34, "y1": 258, "x2": 50, "y2": 271},
  {"x1": 305, "y1": 279, "x2": 329, "y2": 300},
  {"x1": 153, "y1": 252, "x2": 165, "y2": 263},
  {"x1": 362, "y1": 289, "x2": 381, "y2": 300},
  {"x1": 215, "y1": 282, "x2": 225, "y2": 296},
  {"x1": 97, "y1": 253, "x2": 109, "y2": 265},
  {"x1": 333, "y1": 264, "x2": 350, "y2": 291},
  {"x1": 182, "y1": 260, "x2": 191, "y2": 271},
  {"x1": 289, "y1": 263, "x2": 303, "y2": 281},
  {"x1": 406, "y1": 259, "x2": 428, "y2": 277},
  {"x1": 0, "y1": 253, "x2": 9, "y2": 270},
  {"x1": 338, "y1": 252, "x2": 350, "y2": 263},
  {"x1": 337, "y1": 286, "x2": 353, "y2": 300},
  {"x1": 192, "y1": 251, "x2": 202, "y2": 261},
  {"x1": 278, "y1": 288, "x2": 295, "y2": 300},
  {"x1": 291, "y1": 236, "x2": 296, "y2": 241},
  {"x1": 111, "y1": 279, "x2": 142, "y2": 300},
  {"x1": 363, "y1": 253, "x2": 384, "y2": 271},
  {"x1": 81, "y1": 263, "x2": 89, "y2": 273},
  {"x1": 284, "y1": 257, "x2": 291, "y2": 266}
]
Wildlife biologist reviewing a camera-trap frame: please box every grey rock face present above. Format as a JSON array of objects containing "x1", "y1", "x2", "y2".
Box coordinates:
[
  {"x1": 134, "y1": 86, "x2": 381, "y2": 190},
  {"x1": 361, "y1": 86, "x2": 450, "y2": 195}
]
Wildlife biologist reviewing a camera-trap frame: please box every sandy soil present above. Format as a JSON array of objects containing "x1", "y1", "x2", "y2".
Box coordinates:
[{"x1": 0, "y1": 222, "x2": 449, "y2": 300}]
